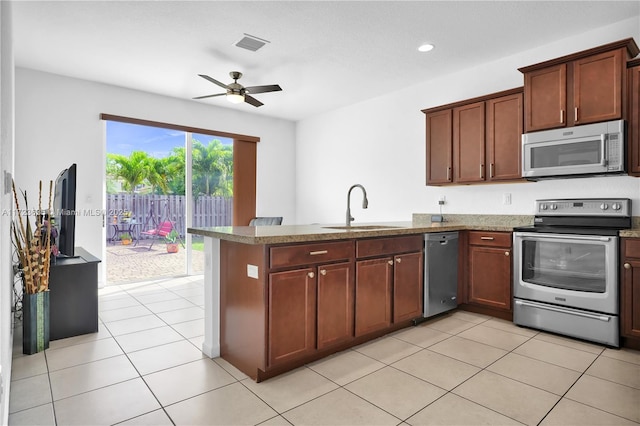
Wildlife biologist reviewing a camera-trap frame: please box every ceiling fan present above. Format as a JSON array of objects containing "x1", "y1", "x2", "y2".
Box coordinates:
[{"x1": 193, "y1": 71, "x2": 282, "y2": 107}]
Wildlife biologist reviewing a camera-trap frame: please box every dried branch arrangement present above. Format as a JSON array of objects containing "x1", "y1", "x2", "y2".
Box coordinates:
[{"x1": 11, "y1": 180, "x2": 53, "y2": 294}]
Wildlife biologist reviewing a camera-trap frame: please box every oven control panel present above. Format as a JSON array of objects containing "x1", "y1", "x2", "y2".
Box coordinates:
[{"x1": 535, "y1": 198, "x2": 631, "y2": 217}]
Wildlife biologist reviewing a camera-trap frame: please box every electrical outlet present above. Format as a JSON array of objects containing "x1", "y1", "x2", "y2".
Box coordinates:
[
  {"x1": 438, "y1": 195, "x2": 446, "y2": 205},
  {"x1": 503, "y1": 193, "x2": 512, "y2": 205}
]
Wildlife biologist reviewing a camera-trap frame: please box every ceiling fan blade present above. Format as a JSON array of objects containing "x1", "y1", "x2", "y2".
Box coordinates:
[
  {"x1": 245, "y1": 84, "x2": 282, "y2": 94},
  {"x1": 192, "y1": 93, "x2": 226, "y2": 100},
  {"x1": 198, "y1": 74, "x2": 229, "y2": 89},
  {"x1": 244, "y1": 94, "x2": 264, "y2": 107}
]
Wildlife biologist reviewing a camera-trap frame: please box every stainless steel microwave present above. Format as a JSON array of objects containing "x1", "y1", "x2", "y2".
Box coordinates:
[{"x1": 522, "y1": 120, "x2": 625, "y2": 180}]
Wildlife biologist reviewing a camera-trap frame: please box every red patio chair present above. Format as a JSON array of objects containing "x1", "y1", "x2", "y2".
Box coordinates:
[{"x1": 141, "y1": 221, "x2": 174, "y2": 250}]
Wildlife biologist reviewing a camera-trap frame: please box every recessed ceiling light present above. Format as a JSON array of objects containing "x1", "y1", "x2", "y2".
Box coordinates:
[{"x1": 418, "y1": 43, "x2": 435, "y2": 52}]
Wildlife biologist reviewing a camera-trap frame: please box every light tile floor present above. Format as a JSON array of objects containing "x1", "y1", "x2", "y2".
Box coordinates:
[{"x1": 8, "y1": 275, "x2": 640, "y2": 425}]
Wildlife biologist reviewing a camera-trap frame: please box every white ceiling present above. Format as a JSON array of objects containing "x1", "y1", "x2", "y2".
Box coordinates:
[{"x1": 11, "y1": 1, "x2": 640, "y2": 122}]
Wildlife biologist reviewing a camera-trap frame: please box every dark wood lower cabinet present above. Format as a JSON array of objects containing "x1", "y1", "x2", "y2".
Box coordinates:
[
  {"x1": 221, "y1": 235, "x2": 423, "y2": 381},
  {"x1": 355, "y1": 258, "x2": 393, "y2": 337},
  {"x1": 317, "y1": 262, "x2": 354, "y2": 350},
  {"x1": 393, "y1": 252, "x2": 424, "y2": 322},
  {"x1": 267, "y1": 268, "x2": 317, "y2": 368},
  {"x1": 467, "y1": 231, "x2": 512, "y2": 313},
  {"x1": 621, "y1": 239, "x2": 640, "y2": 348}
]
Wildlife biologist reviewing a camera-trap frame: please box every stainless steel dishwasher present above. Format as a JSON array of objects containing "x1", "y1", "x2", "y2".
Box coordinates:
[{"x1": 424, "y1": 232, "x2": 459, "y2": 318}]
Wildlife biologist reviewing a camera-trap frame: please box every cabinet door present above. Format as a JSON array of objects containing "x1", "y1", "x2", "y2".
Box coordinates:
[
  {"x1": 453, "y1": 101, "x2": 485, "y2": 183},
  {"x1": 486, "y1": 92, "x2": 523, "y2": 181},
  {"x1": 524, "y1": 63, "x2": 567, "y2": 132},
  {"x1": 317, "y1": 262, "x2": 355, "y2": 350},
  {"x1": 426, "y1": 109, "x2": 453, "y2": 185},
  {"x1": 268, "y1": 268, "x2": 316, "y2": 367},
  {"x1": 355, "y1": 258, "x2": 392, "y2": 336},
  {"x1": 468, "y1": 246, "x2": 512, "y2": 311},
  {"x1": 628, "y1": 64, "x2": 640, "y2": 175},
  {"x1": 393, "y1": 251, "x2": 424, "y2": 323},
  {"x1": 573, "y1": 49, "x2": 623, "y2": 125},
  {"x1": 622, "y1": 239, "x2": 640, "y2": 339}
]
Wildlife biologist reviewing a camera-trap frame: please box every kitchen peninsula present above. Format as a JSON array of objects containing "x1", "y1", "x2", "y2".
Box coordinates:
[{"x1": 188, "y1": 215, "x2": 530, "y2": 381}]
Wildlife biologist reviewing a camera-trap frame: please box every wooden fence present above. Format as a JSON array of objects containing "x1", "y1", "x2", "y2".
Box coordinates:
[{"x1": 106, "y1": 194, "x2": 232, "y2": 236}]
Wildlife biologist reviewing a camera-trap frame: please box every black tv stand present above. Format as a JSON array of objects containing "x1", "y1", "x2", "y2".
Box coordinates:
[
  {"x1": 49, "y1": 247, "x2": 100, "y2": 340},
  {"x1": 54, "y1": 254, "x2": 80, "y2": 260}
]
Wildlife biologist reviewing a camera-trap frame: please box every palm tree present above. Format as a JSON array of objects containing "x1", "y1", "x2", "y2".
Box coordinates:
[
  {"x1": 107, "y1": 151, "x2": 150, "y2": 193},
  {"x1": 145, "y1": 156, "x2": 170, "y2": 195},
  {"x1": 166, "y1": 146, "x2": 186, "y2": 195},
  {"x1": 192, "y1": 139, "x2": 233, "y2": 197}
]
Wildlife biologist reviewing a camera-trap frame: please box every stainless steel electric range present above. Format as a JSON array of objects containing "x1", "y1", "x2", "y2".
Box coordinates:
[{"x1": 512, "y1": 198, "x2": 632, "y2": 347}]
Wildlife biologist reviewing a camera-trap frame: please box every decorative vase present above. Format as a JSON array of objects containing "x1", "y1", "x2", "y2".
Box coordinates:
[
  {"x1": 22, "y1": 291, "x2": 50, "y2": 355},
  {"x1": 166, "y1": 242, "x2": 179, "y2": 253}
]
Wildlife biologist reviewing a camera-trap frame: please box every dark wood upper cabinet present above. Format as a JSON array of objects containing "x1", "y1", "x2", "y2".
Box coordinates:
[
  {"x1": 423, "y1": 88, "x2": 523, "y2": 186},
  {"x1": 519, "y1": 38, "x2": 639, "y2": 132},
  {"x1": 628, "y1": 58, "x2": 640, "y2": 176},
  {"x1": 453, "y1": 101, "x2": 485, "y2": 183},
  {"x1": 487, "y1": 92, "x2": 523, "y2": 181},
  {"x1": 425, "y1": 109, "x2": 453, "y2": 184}
]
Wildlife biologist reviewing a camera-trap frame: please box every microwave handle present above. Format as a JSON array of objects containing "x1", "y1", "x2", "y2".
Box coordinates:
[{"x1": 600, "y1": 134, "x2": 606, "y2": 166}]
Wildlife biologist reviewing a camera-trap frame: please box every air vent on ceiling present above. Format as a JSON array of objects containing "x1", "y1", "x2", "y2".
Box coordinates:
[{"x1": 235, "y1": 33, "x2": 270, "y2": 52}]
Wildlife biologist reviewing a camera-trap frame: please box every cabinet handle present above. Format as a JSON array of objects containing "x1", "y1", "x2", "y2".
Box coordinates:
[
  {"x1": 480, "y1": 164, "x2": 484, "y2": 179},
  {"x1": 447, "y1": 167, "x2": 451, "y2": 181},
  {"x1": 309, "y1": 250, "x2": 328, "y2": 256},
  {"x1": 388, "y1": 260, "x2": 393, "y2": 265},
  {"x1": 505, "y1": 251, "x2": 510, "y2": 256},
  {"x1": 490, "y1": 163, "x2": 494, "y2": 178},
  {"x1": 320, "y1": 269, "x2": 327, "y2": 276},
  {"x1": 308, "y1": 272, "x2": 315, "y2": 278},
  {"x1": 624, "y1": 263, "x2": 631, "y2": 270},
  {"x1": 480, "y1": 236, "x2": 495, "y2": 240},
  {"x1": 575, "y1": 107, "x2": 578, "y2": 122},
  {"x1": 560, "y1": 109, "x2": 564, "y2": 124},
  {"x1": 396, "y1": 258, "x2": 402, "y2": 263}
]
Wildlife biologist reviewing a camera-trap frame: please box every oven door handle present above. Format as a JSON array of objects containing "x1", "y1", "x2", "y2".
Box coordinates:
[
  {"x1": 514, "y1": 232, "x2": 612, "y2": 242},
  {"x1": 515, "y1": 300, "x2": 611, "y2": 322}
]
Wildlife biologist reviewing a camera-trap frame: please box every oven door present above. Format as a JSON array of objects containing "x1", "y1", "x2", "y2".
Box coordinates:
[{"x1": 513, "y1": 232, "x2": 618, "y2": 314}]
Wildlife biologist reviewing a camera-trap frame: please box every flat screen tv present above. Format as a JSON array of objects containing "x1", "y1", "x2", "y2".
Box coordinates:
[{"x1": 53, "y1": 163, "x2": 77, "y2": 258}]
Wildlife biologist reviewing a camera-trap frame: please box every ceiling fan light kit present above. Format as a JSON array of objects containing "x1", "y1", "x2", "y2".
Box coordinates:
[
  {"x1": 227, "y1": 93, "x2": 245, "y2": 104},
  {"x1": 194, "y1": 71, "x2": 282, "y2": 108}
]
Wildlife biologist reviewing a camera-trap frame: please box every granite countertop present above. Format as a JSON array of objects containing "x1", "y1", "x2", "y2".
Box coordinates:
[
  {"x1": 187, "y1": 214, "x2": 535, "y2": 245},
  {"x1": 620, "y1": 217, "x2": 640, "y2": 237}
]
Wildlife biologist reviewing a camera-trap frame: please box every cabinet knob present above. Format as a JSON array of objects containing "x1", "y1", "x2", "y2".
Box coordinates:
[
  {"x1": 624, "y1": 263, "x2": 631, "y2": 270},
  {"x1": 396, "y1": 258, "x2": 402, "y2": 263},
  {"x1": 308, "y1": 272, "x2": 315, "y2": 278},
  {"x1": 388, "y1": 260, "x2": 394, "y2": 265},
  {"x1": 320, "y1": 269, "x2": 327, "y2": 276},
  {"x1": 505, "y1": 251, "x2": 510, "y2": 256}
]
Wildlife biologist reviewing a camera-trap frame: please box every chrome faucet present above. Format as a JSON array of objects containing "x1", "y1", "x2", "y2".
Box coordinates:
[{"x1": 346, "y1": 184, "x2": 368, "y2": 227}]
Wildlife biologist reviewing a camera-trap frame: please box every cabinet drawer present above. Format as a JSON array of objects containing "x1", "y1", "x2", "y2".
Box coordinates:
[
  {"x1": 356, "y1": 235, "x2": 423, "y2": 259},
  {"x1": 468, "y1": 231, "x2": 511, "y2": 247},
  {"x1": 270, "y1": 241, "x2": 353, "y2": 269},
  {"x1": 623, "y1": 238, "x2": 640, "y2": 259}
]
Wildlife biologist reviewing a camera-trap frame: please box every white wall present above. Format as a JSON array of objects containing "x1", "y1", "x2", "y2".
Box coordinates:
[
  {"x1": 14, "y1": 69, "x2": 297, "y2": 285},
  {"x1": 295, "y1": 17, "x2": 640, "y2": 225},
  {"x1": 0, "y1": 1, "x2": 14, "y2": 422}
]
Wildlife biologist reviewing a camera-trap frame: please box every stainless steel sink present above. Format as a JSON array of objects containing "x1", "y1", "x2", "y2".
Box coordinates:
[{"x1": 322, "y1": 225, "x2": 403, "y2": 230}]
